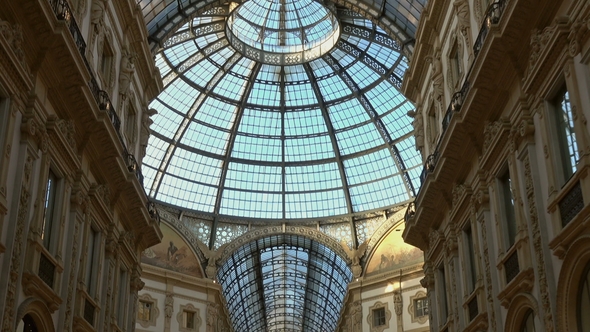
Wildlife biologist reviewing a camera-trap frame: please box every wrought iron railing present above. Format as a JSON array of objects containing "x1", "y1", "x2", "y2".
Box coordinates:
[
  {"x1": 83, "y1": 298, "x2": 95, "y2": 326},
  {"x1": 473, "y1": 0, "x2": 507, "y2": 57},
  {"x1": 49, "y1": 0, "x2": 86, "y2": 57},
  {"x1": 48, "y1": 0, "x2": 154, "y2": 217},
  {"x1": 38, "y1": 253, "x2": 56, "y2": 288},
  {"x1": 442, "y1": 80, "x2": 470, "y2": 132},
  {"x1": 467, "y1": 296, "x2": 478, "y2": 321},
  {"x1": 559, "y1": 181, "x2": 583, "y2": 227},
  {"x1": 419, "y1": 150, "x2": 439, "y2": 184},
  {"x1": 504, "y1": 250, "x2": 519, "y2": 284}
]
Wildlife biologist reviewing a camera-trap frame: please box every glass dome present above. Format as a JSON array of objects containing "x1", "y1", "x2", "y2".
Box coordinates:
[
  {"x1": 143, "y1": 2, "x2": 422, "y2": 222},
  {"x1": 226, "y1": 0, "x2": 340, "y2": 64}
]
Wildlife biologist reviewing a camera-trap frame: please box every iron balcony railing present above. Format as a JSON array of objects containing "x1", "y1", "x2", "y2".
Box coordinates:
[
  {"x1": 48, "y1": 0, "x2": 154, "y2": 218},
  {"x1": 474, "y1": 0, "x2": 507, "y2": 57}
]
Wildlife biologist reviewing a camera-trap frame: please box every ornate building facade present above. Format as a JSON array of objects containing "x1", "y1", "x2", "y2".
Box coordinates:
[
  {"x1": 0, "y1": 0, "x2": 433, "y2": 331},
  {"x1": 0, "y1": 0, "x2": 164, "y2": 330},
  {"x1": 403, "y1": 0, "x2": 590, "y2": 331}
]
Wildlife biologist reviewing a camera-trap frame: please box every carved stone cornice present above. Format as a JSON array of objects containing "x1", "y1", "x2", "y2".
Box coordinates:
[
  {"x1": 449, "y1": 182, "x2": 473, "y2": 222},
  {"x1": 425, "y1": 228, "x2": 444, "y2": 261},
  {"x1": 496, "y1": 267, "x2": 534, "y2": 309},
  {"x1": 88, "y1": 183, "x2": 114, "y2": 223},
  {"x1": 0, "y1": 18, "x2": 33, "y2": 89},
  {"x1": 46, "y1": 116, "x2": 81, "y2": 172},
  {"x1": 522, "y1": 17, "x2": 570, "y2": 94},
  {"x1": 479, "y1": 119, "x2": 511, "y2": 171},
  {"x1": 21, "y1": 271, "x2": 63, "y2": 312}
]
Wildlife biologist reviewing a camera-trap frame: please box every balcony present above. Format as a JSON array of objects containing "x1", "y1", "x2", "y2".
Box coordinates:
[
  {"x1": 406, "y1": 1, "x2": 508, "y2": 224},
  {"x1": 47, "y1": 0, "x2": 157, "y2": 218}
]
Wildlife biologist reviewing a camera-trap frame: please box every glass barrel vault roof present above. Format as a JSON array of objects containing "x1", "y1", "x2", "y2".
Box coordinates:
[
  {"x1": 218, "y1": 235, "x2": 353, "y2": 332},
  {"x1": 143, "y1": 2, "x2": 422, "y2": 221}
]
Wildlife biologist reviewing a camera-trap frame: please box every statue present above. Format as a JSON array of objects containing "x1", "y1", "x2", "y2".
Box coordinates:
[
  {"x1": 140, "y1": 108, "x2": 157, "y2": 160},
  {"x1": 350, "y1": 301, "x2": 362, "y2": 332},
  {"x1": 340, "y1": 240, "x2": 368, "y2": 278},
  {"x1": 431, "y1": 52, "x2": 444, "y2": 104},
  {"x1": 197, "y1": 241, "x2": 228, "y2": 279},
  {"x1": 393, "y1": 290, "x2": 403, "y2": 316},
  {"x1": 91, "y1": 0, "x2": 107, "y2": 25},
  {"x1": 164, "y1": 293, "x2": 173, "y2": 319},
  {"x1": 118, "y1": 49, "x2": 136, "y2": 97},
  {"x1": 207, "y1": 302, "x2": 219, "y2": 332},
  {"x1": 407, "y1": 109, "x2": 424, "y2": 156}
]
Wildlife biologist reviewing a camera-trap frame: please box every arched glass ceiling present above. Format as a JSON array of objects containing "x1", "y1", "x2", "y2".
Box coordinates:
[
  {"x1": 217, "y1": 235, "x2": 352, "y2": 332},
  {"x1": 139, "y1": 0, "x2": 426, "y2": 54},
  {"x1": 143, "y1": 3, "x2": 422, "y2": 221}
]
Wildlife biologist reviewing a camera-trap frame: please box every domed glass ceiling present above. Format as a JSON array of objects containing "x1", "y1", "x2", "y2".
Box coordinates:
[
  {"x1": 143, "y1": 1, "x2": 422, "y2": 221},
  {"x1": 226, "y1": 0, "x2": 340, "y2": 64}
]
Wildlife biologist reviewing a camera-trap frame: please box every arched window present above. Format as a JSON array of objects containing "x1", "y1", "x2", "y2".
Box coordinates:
[
  {"x1": 520, "y1": 310, "x2": 535, "y2": 332},
  {"x1": 579, "y1": 264, "x2": 590, "y2": 331},
  {"x1": 17, "y1": 314, "x2": 39, "y2": 332}
]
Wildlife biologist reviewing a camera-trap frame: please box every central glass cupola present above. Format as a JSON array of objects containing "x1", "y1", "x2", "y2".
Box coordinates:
[{"x1": 226, "y1": 0, "x2": 340, "y2": 64}]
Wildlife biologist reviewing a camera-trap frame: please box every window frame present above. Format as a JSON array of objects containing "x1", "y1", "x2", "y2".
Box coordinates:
[
  {"x1": 176, "y1": 303, "x2": 201, "y2": 332},
  {"x1": 437, "y1": 264, "x2": 449, "y2": 324},
  {"x1": 497, "y1": 167, "x2": 517, "y2": 250},
  {"x1": 409, "y1": 290, "x2": 429, "y2": 324},
  {"x1": 463, "y1": 224, "x2": 478, "y2": 294},
  {"x1": 548, "y1": 85, "x2": 579, "y2": 187},
  {"x1": 578, "y1": 263, "x2": 590, "y2": 331},
  {"x1": 41, "y1": 166, "x2": 65, "y2": 255},
  {"x1": 366, "y1": 301, "x2": 391, "y2": 332},
  {"x1": 83, "y1": 223, "x2": 102, "y2": 298},
  {"x1": 520, "y1": 309, "x2": 536, "y2": 332},
  {"x1": 117, "y1": 267, "x2": 129, "y2": 328},
  {"x1": 137, "y1": 293, "x2": 159, "y2": 328}
]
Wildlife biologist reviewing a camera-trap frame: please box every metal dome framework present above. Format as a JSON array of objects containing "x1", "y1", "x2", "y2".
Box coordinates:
[
  {"x1": 217, "y1": 234, "x2": 353, "y2": 332},
  {"x1": 139, "y1": 1, "x2": 426, "y2": 331},
  {"x1": 142, "y1": 3, "x2": 423, "y2": 245}
]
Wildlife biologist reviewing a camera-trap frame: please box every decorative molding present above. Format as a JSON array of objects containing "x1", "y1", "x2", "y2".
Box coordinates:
[
  {"x1": 218, "y1": 225, "x2": 352, "y2": 266},
  {"x1": 176, "y1": 303, "x2": 201, "y2": 331},
  {"x1": 367, "y1": 301, "x2": 392, "y2": 332},
  {"x1": 522, "y1": 154, "x2": 554, "y2": 331},
  {"x1": 409, "y1": 290, "x2": 429, "y2": 324}
]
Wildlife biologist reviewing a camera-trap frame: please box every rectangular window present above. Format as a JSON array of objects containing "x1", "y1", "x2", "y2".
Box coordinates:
[
  {"x1": 428, "y1": 104, "x2": 439, "y2": 145},
  {"x1": 499, "y1": 170, "x2": 517, "y2": 248},
  {"x1": 84, "y1": 227, "x2": 99, "y2": 296},
  {"x1": 372, "y1": 307, "x2": 386, "y2": 327},
  {"x1": 450, "y1": 43, "x2": 461, "y2": 87},
  {"x1": 118, "y1": 269, "x2": 128, "y2": 327},
  {"x1": 414, "y1": 298, "x2": 429, "y2": 317},
  {"x1": 42, "y1": 170, "x2": 59, "y2": 250},
  {"x1": 464, "y1": 227, "x2": 477, "y2": 293},
  {"x1": 100, "y1": 42, "x2": 114, "y2": 84},
  {"x1": 125, "y1": 102, "x2": 137, "y2": 146},
  {"x1": 183, "y1": 311, "x2": 195, "y2": 329},
  {"x1": 438, "y1": 265, "x2": 449, "y2": 321},
  {"x1": 554, "y1": 88, "x2": 579, "y2": 183},
  {"x1": 0, "y1": 97, "x2": 9, "y2": 162},
  {"x1": 138, "y1": 300, "x2": 151, "y2": 321}
]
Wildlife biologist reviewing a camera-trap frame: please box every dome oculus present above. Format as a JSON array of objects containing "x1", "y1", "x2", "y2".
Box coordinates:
[{"x1": 226, "y1": 0, "x2": 340, "y2": 64}]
